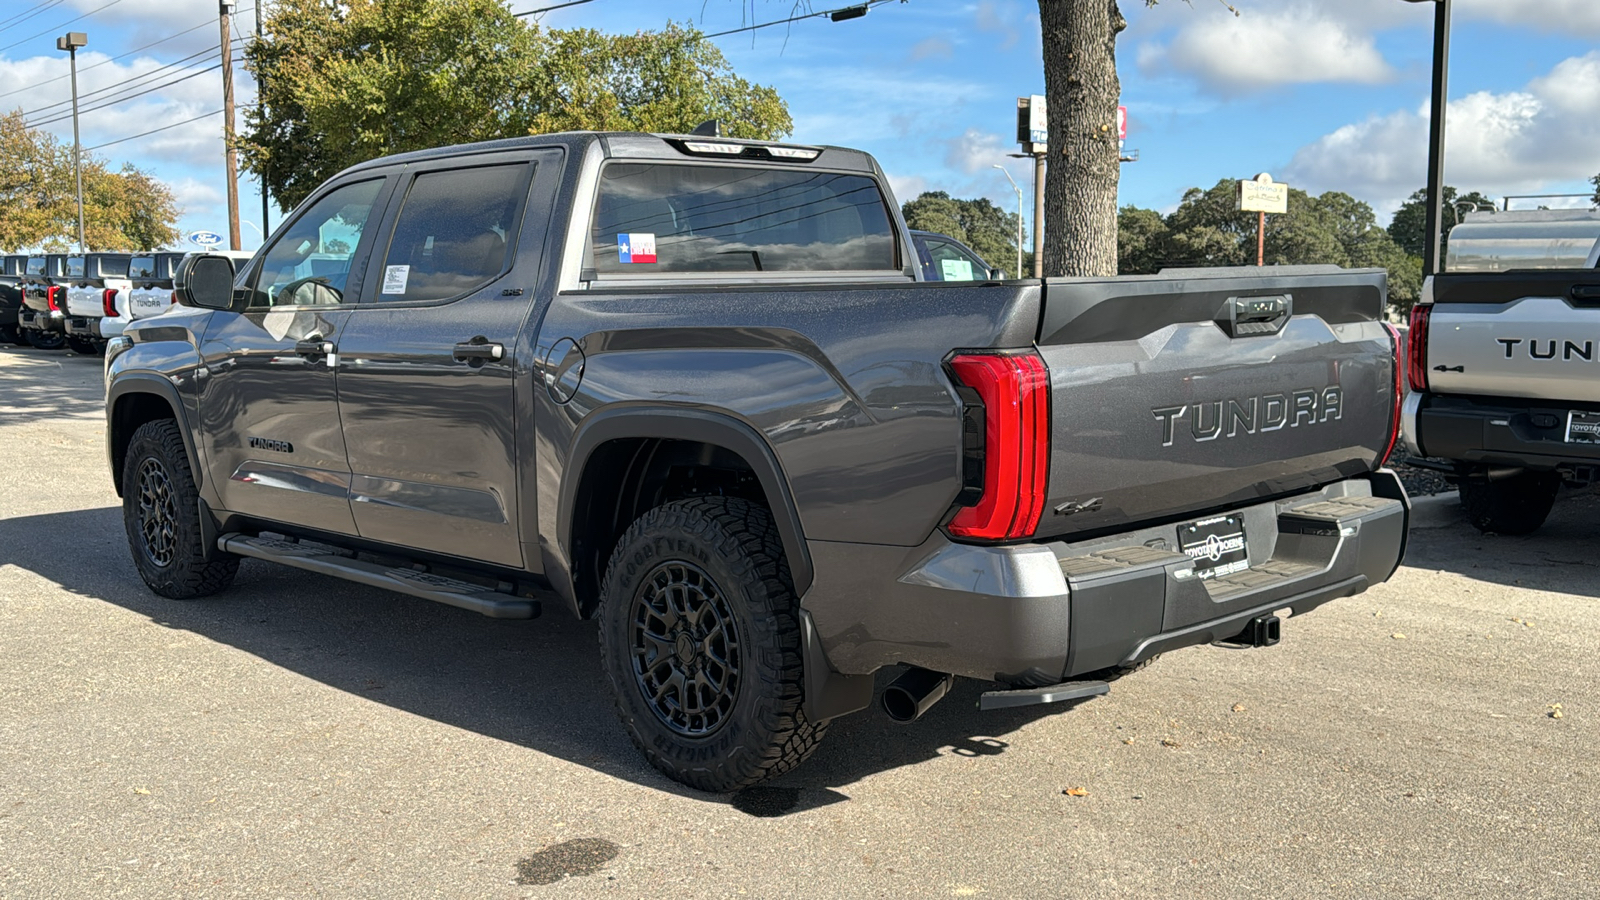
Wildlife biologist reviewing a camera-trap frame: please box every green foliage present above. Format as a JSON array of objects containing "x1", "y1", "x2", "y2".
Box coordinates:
[
  {"x1": 1118, "y1": 179, "x2": 1421, "y2": 316},
  {"x1": 0, "y1": 110, "x2": 181, "y2": 252},
  {"x1": 1590, "y1": 173, "x2": 1599, "y2": 208},
  {"x1": 1386, "y1": 185, "x2": 1495, "y2": 259},
  {"x1": 901, "y1": 190, "x2": 1026, "y2": 278},
  {"x1": 243, "y1": 0, "x2": 793, "y2": 210}
]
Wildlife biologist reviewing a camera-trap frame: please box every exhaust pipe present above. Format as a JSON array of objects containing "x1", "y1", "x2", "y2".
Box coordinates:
[{"x1": 881, "y1": 667, "x2": 955, "y2": 723}]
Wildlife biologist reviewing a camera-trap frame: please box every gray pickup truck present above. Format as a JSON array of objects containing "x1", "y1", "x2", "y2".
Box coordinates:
[{"x1": 105, "y1": 131, "x2": 1409, "y2": 791}]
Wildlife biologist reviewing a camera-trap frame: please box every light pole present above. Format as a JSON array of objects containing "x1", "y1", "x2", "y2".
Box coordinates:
[
  {"x1": 1404, "y1": 0, "x2": 1451, "y2": 276},
  {"x1": 56, "y1": 31, "x2": 88, "y2": 252},
  {"x1": 992, "y1": 164, "x2": 1024, "y2": 279}
]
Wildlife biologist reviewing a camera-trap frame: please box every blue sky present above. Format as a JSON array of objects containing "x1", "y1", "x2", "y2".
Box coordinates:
[{"x1": 3, "y1": 0, "x2": 1598, "y2": 251}]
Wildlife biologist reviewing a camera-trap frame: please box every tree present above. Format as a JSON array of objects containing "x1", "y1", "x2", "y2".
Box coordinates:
[
  {"x1": 1387, "y1": 185, "x2": 1494, "y2": 260},
  {"x1": 1118, "y1": 179, "x2": 1421, "y2": 316},
  {"x1": 243, "y1": 0, "x2": 792, "y2": 210},
  {"x1": 0, "y1": 110, "x2": 181, "y2": 252},
  {"x1": 1037, "y1": 0, "x2": 1235, "y2": 278},
  {"x1": 902, "y1": 191, "x2": 1028, "y2": 278},
  {"x1": 1590, "y1": 173, "x2": 1599, "y2": 208}
]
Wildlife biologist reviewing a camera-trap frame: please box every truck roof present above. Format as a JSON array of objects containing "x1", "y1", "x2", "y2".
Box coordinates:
[{"x1": 333, "y1": 131, "x2": 879, "y2": 179}]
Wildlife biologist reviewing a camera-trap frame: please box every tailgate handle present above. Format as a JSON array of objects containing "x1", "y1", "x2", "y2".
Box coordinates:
[{"x1": 1224, "y1": 294, "x2": 1291, "y2": 337}]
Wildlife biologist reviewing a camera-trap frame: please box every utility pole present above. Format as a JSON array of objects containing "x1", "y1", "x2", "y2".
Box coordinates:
[
  {"x1": 992, "y1": 164, "x2": 1023, "y2": 279},
  {"x1": 220, "y1": 0, "x2": 241, "y2": 251},
  {"x1": 256, "y1": 1, "x2": 268, "y2": 240},
  {"x1": 57, "y1": 32, "x2": 88, "y2": 252}
]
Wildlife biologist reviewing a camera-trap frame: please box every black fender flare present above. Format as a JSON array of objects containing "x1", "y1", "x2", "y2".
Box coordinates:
[
  {"x1": 558, "y1": 404, "x2": 814, "y2": 598},
  {"x1": 106, "y1": 373, "x2": 204, "y2": 495}
]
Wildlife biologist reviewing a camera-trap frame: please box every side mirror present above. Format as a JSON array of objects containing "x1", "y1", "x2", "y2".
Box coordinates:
[
  {"x1": 988, "y1": 267, "x2": 1006, "y2": 281},
  {"x1": 176, "y1": 255, "x2": 237, "y2": 310}
]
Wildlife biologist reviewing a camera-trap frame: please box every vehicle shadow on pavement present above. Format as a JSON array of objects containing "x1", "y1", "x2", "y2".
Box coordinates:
[
  {"x1": 1406, "y1": 488, "x2": 1600, "y2": 600},
  {"x1": 0, "y1": 505, "x2": 1072, "y2": 814}
]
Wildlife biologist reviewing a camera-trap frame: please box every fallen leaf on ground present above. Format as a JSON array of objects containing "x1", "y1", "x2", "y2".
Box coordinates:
[
  {"x1": 1231, "y1": 703, "x2": 1246, "y2": 713},
  {"x1": 1160, "y1": 738, "x2": 1181, "y2": 748},
  {"x1": 1122, "y1": 738, "x2": 1134, "y2": 745},
  {"x1": 1391, "y1": 633, "x2": 1406, "y2": 640},
  {"x1": 132, "y1": 787, "x2": 150, "y2": 795},
  {"x1": 1062, "y1": 787, "x2": 1089, "y2": 797},
  {"x1": 1548, "y1": 703, "x2": 1564, "y2": 719}
]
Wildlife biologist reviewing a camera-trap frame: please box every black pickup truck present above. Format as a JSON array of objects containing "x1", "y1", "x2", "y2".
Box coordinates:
[{"x1": 105, "y1": 132, "x2": 1409, "y2": 791}]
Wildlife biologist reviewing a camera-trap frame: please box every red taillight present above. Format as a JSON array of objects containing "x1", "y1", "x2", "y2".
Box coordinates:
[
  {"x1": 102, "y1": 288, "x2": 119, "y2": 317},
  {"x1": 46, "y1": 286, "x2": 63, "y2": 311},
  {"x1": 946, "y1": 352, "x2": 1050, "y2": 541},
  {"x1": 169, "y1": 290, "x2": 178, "y2": 305},
  {"x1": 1406, "y1": 304, "x2": 1430, "y2": 392},
  {"x1": 1382, "y1": 323, "x2": 1404, "y2": 465}
]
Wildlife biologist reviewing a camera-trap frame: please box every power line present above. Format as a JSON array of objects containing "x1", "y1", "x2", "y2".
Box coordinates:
[
  {"x1": 0, "y1": 0, "x2": 126, "y2": 53},
  {"x1": 0, "y1": 16, "x2": 227, "y2": 101},
  {"x1": 28, "y1": 62, "x2": 223, "y2": 128},
  {"x1": 86, "y1": 108, "x2": 222, "y2": 150},
  {"x1": 702, "y1": 0, "x2": 897, "y2": 39},
  {"x1": 512, "y1": 0, "x2": 594, "y2": 17},
  {"x1": 20, "y1": 37, "x2": 243, "y2": 119},
  {"x1": 0, "y1": 0, "x2": 68, "y2": 35}
]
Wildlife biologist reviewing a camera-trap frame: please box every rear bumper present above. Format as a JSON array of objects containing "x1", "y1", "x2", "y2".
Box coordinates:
[
  {"x1": 19, "y1": 308, "x2": 64, "y2": 332},
  {"x1": 63, "y1": 315, "x2": 119, "y2": 340},
  {"x1": 1411, "y1": 392, "x2": 1600, "y2": 470},
  {"x1": 802, "y1": 471, "x2": 1409, "y2": 684}
]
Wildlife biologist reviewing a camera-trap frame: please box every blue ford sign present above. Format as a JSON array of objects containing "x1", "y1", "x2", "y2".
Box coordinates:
[{"x1": 188, "y1": 230, "x2": 224, "y2": 246}]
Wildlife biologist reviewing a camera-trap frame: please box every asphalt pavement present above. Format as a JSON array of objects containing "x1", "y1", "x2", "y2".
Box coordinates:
[{"x1": 2, "y1": 344, "x2": 1597, "y2": 899}]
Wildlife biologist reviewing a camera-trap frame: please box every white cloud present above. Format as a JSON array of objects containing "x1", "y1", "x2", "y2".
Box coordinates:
[
  {"x1": 1456, "y1": 0, "x2": 1600, "y2": 36},
  {"x1": 909, "y1": 37, "x2": 952, "y2": 62},
  {"x1": 1137, "y1": 3, "x2": 1395, "y2": 93},
  {"x1": 884, "y1": 172, "x2": 928, "y2": 205},
  {"x1": 1284, "y1": 51, "x2": 1600, "y2": 214},
  {"x1": 943, "y1": 128, "x2": 1015, "y2": 175}
]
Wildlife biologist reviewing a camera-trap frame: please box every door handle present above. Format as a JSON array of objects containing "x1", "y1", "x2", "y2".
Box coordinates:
[
  {"x1": 453, "y1": 338, "x2": 505, "y2": 362},
  {"x1": 294, "y1": 338, "x2": 338, "y2": 368}
]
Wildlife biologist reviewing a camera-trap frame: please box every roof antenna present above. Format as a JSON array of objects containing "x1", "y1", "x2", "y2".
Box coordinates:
[{"x1": 691, "y1": 119, "x2": 724, "y2": 137}]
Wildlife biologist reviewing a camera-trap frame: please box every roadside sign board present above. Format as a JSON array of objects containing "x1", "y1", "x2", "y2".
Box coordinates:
[
  {"x1": 1239, "y1": 178, "x2": 1289, "y2": 214},
  {"x1": 1117, "y1": 105, "x2": 1127, "y2": 141},
  {"x1": 188, "y1": 230, "x2": 224, "y2": 246}
]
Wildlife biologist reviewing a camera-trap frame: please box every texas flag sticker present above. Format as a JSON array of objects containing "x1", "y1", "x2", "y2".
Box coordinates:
[{"x1": 617, "y1": 233, "x2": 657, "y2": 264}]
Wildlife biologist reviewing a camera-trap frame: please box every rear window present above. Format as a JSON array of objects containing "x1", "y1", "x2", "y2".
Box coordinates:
[
  {"x1": 589, "y1": 163, "x2": 897, "y2": 276},
  {"x1": 26, "y1": 258, "x2": 44, "y2": 276},
  {"x1": 66, "y1": 257, "x2": 85, "y2": 278},
  {"x1": 130, "y1": 256, "x2": 157, "y2": 278}
]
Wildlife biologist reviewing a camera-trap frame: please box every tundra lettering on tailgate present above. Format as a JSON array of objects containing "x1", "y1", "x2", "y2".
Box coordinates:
[{"x1": 1152, "y1": 388, "x2": 1343, "y2": 448}]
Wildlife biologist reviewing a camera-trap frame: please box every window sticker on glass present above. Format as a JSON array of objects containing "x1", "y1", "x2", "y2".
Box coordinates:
[
  {"x1": 382, "y1": 265, "x2": 410, "y2": 294},
  {"x1": 940, "y1": 258, "x2": 974, "y2": 281},
  {"x1": 617, "y1": 233, "x2": 657, "y2": 264}
]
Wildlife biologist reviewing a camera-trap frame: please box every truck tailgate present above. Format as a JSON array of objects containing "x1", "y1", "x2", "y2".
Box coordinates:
[
  {"x1": 1034, "y1": 266, "x2": 1393, "y2": 540},
  {"x1": 1425, "y1": 273, "x2": 1600, "y2": 403}
]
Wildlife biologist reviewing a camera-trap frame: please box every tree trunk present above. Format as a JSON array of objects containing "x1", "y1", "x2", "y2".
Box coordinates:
[{"x1": 1038, "y1": 0, "x2": 1126, "y2": 277}]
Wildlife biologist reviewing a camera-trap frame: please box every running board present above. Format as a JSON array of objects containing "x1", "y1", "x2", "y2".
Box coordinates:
[
  {"x1": 218, "y1": 533, "x2": 539, "y2": 619},
  {"x1": 978, "y1": 679, "x2": 1109, "y2": 711}
]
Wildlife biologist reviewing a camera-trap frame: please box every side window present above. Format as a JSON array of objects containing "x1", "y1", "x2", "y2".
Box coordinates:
[
  {"x1": 923, "y1": 239, "x2": 982, "y2": 282},
  {"x1": 248, "y1": 179, "x2": 383, "y2": 308},
  {"x1": 374, "y1": 163, "x2": 528, "y2": 303}
]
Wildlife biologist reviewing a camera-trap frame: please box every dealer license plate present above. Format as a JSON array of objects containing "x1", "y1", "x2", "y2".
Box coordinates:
[
  {"x1": 1566, "y1": 411, "x2": 1600, "y2": 444},
  {"x1": 1179, "y1": 514, "x2": 1249, "y2": 579}
]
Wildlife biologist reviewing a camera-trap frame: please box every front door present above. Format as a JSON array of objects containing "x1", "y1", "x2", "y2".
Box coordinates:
[
  {"x1": 334, "y1": 152, "x2": 556, "y2": 566},
  {"x1": 197, "y1": 176, "x2": 390, "y2": 535}
]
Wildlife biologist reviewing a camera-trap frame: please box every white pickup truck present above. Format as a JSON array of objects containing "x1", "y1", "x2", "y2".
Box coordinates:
[
  {"x1": 124, "y1": 252, "x2": 188, "y2": 320},
  {"x1": 1402, "y1": 210, "x2": 1600, "y2": 533},
  {"x1": 61, "y1": 252, "x2": 133, "y2": 355}
]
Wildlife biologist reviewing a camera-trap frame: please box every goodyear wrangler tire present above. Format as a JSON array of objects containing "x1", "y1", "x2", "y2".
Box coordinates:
[
  {"x1": 597, "y1": 497, "x2": 827, "y2": 792},
  {"x1": 122, "y1": 419, "x2": 239, "y2": 599}
]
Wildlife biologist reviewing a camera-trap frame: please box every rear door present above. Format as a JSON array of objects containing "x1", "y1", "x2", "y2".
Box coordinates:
[
  {"x1": 1034, "y1": 267, "x2": 1394, "y2": 540},
  {"x1": 332, "y1": 149, "x2": 557, "y2": 566},
  {"x1": 197, "y1": 175, "x2": 392, "y2": 534}
]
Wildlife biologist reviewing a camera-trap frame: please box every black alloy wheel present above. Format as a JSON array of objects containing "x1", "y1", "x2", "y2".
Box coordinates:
[
  {"x1": 25, "y1": 329, "x2": 65, "y2": 350},
  {"x1": 629, "y1": 560, "x2": 743, "y2": 737},
  {"x1": 597, "y1": 497, "x2": 827, "y2": 792},
  {"x1": 122, "y1": 419, "x2": 239, "y2": 598}
]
